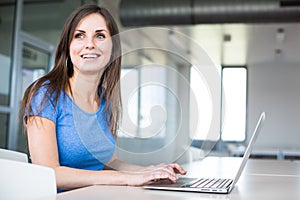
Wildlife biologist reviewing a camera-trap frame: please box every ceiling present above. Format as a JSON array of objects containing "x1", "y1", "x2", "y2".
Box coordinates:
[
  {"x1": 104, "y1": 0, "x2": 300, "y2": 66},
  {"x1": 1, "y1": 0, "x2": 299, "y2": 66}
]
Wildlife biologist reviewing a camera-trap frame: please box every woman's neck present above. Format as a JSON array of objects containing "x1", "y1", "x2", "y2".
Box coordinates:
[{"x1": 68, "y1": 71, "x2": 102, "y2": 113}]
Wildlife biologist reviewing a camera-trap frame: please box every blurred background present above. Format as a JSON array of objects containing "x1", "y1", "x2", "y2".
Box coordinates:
[{"x1": 1, "y1": 0, "x2": 300, "y2": 164}]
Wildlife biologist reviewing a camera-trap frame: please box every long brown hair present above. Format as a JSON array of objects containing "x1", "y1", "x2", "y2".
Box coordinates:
[{"x1": 20, "y1": 4, "x2": 122, "y2": 137}]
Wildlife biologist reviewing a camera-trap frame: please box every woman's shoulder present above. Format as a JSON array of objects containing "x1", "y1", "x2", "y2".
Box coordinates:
[{"x1": 32, "y1": 80, "x2": 67, "y2": 104}]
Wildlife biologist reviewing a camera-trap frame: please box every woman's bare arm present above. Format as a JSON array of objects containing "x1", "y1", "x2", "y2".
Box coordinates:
[{"x1": 26, "y1": 116, "x2": 185, "y2": 190}]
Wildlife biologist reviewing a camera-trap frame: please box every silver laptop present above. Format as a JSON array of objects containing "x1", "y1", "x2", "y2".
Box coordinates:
[{"x1": 143, "y1": 112, "x2": 266, "y2": 194}]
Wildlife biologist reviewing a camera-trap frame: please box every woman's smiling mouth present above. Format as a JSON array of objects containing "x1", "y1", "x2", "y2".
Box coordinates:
[{"x1": 80, "y1": 53, "x2": 100, "y2": 59}]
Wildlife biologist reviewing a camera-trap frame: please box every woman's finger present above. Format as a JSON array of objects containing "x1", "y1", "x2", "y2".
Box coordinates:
[{"x1": 169, "y1": 163, "x2": 187, "y2": 174}]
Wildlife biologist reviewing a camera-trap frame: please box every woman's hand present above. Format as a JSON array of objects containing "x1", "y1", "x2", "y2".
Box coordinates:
[{"x1": 125, "y1": 163, "x2": 187, "y2": 186}]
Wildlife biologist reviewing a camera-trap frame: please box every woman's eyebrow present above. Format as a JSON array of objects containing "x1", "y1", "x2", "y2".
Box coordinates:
[
  {"x1": 74, "y1": 29, "x2": 85, "y2": 33},
  {"x1": 95, "y1": 29, "x2": 109, "y2": 33},
  {"x1": 74, "y1": 29, "x2": 109, "y2": 33}
]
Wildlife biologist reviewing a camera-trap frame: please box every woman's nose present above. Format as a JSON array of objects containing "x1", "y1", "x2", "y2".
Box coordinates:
[{"x1": 85, "y1": 38, "x2": 95, "y2": 49}]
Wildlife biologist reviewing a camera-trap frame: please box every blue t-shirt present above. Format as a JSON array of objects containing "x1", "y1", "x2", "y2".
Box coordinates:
[{"x1": 28, "y1": 86, "x2": 116, "y2": 171}]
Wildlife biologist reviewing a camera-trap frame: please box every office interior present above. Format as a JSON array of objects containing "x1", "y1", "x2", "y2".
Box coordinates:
[{"x1": 1, "y1": 0, "x2": 300, "y2": 166}]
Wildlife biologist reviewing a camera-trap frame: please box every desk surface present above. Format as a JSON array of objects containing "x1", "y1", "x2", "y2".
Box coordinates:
[{"x1": 57, "y1": 157, "x2": 300, "y2": 200}]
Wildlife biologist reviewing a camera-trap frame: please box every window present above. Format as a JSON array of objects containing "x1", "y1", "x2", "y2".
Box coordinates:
[
  {"x1": 119, "y1": 66, "x2": 167, "y2": 139},
  {"x1": 189, "y1": 66, "x2": 247, "y2": 142},
  {"x1": 118, "y1": 65, "x2": 184, "y2": 164},
  {"x1": 189, "y1": 66, "x2": 214, "y2": 140},
  {"x1": 221, "y1": 67, "x2": 247, "y2": 141},
  {"x1": 119, "y1": 68, "x2": 138, "y2": 137}
]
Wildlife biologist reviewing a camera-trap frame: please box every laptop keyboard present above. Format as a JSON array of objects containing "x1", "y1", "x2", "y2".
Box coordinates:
[{"x1": 182, "y1": 178, "x2": 233, "y2": 189}]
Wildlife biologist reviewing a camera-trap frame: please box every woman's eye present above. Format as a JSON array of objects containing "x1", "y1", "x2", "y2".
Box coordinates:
[
  {"x1": 97, "y1": 34, "x2": 105, "y2": 39},
  {"x1": 74, "y1": 33, "x2": 84, "y2": 39}
]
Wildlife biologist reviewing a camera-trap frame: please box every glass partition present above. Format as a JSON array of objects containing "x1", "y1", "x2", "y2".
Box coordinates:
[
  {"x1": 0, "y1": 1, "x2": 15, "y2": 149},
  {"x1": 21, "y1": 43, "x2": 49, "y2": 96},
  {"x1": 0, "y1": 113, "x2": 8, "y2": 148},
  {"x1": 22, "y1": 1, "x2": 81, "y2": 45},
  {"x1": 0, "y1": 2, "x2": 15, "y2": 106}
]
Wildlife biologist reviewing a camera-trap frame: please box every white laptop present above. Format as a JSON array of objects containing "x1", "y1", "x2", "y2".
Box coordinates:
[{"x1": 143, "y1": 112, "x2": 266, "y2": 194}]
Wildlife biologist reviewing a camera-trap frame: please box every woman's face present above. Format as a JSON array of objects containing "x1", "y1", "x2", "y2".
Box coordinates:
[{"x1": 69, "y1": 13, "x2": 112, "y2": 75}]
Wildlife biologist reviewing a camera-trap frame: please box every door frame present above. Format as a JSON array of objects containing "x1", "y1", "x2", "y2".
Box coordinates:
[{"x1": 7, "y1": 0, "x2": 55, "y2": 150}]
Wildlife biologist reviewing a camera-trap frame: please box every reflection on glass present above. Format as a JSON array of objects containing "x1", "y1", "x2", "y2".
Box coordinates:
[
  {"x1": 22, "y1": 43, "x2": 49, "y2": 96},
  {"x1": 16, "y1": 44, "x2": 50, "y2": 152},
  {"x1": 22, "y1": 1, "x2": 81, "y2": 43}
]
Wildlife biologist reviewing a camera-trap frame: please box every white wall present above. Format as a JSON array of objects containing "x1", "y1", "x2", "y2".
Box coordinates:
[
  {"x1": 247, "y1": 24, "x2": 300, "y2": 150},
  {"x1": 248, "y1": 61, "x2": 300, "y2": 149}
]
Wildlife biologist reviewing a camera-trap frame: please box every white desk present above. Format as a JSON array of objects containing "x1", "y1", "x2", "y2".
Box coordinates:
[{"x1": 57, "y1": 157, "x2": 300, "y2": 200}]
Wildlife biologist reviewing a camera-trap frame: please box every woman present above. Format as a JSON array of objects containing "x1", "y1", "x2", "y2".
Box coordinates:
[{"x1": 20, "y1": 4, "x2": 186, "y2": 191}]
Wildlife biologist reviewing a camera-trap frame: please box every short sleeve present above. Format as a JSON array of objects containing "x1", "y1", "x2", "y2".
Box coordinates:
[{"x1": 27, "y1": 86, "x2": 57, "y2": 124}]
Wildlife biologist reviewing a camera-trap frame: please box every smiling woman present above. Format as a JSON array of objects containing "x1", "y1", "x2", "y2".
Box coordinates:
[
  {"x1": 19, "y1": 4, "x2": 186, "y2": 192},
  {"x1": 70, "y1": 13, "x2": 113, "y2": 76},
  {"x1": 68, "y1": 13, "x2": 113, "y2": 113}
]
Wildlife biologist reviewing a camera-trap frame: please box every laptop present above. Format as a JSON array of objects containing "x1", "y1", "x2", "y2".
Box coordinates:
[{"x1": 143, "y1": 112, "x2": 266, "y2": 194}]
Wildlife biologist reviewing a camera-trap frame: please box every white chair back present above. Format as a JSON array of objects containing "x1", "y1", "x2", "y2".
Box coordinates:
[
  {"x1": 0, "y1": 148, "x2": 28, "y2": 162},
  {"x1": 0, "y1": 158, "x2": 57, "y2": 200}
]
